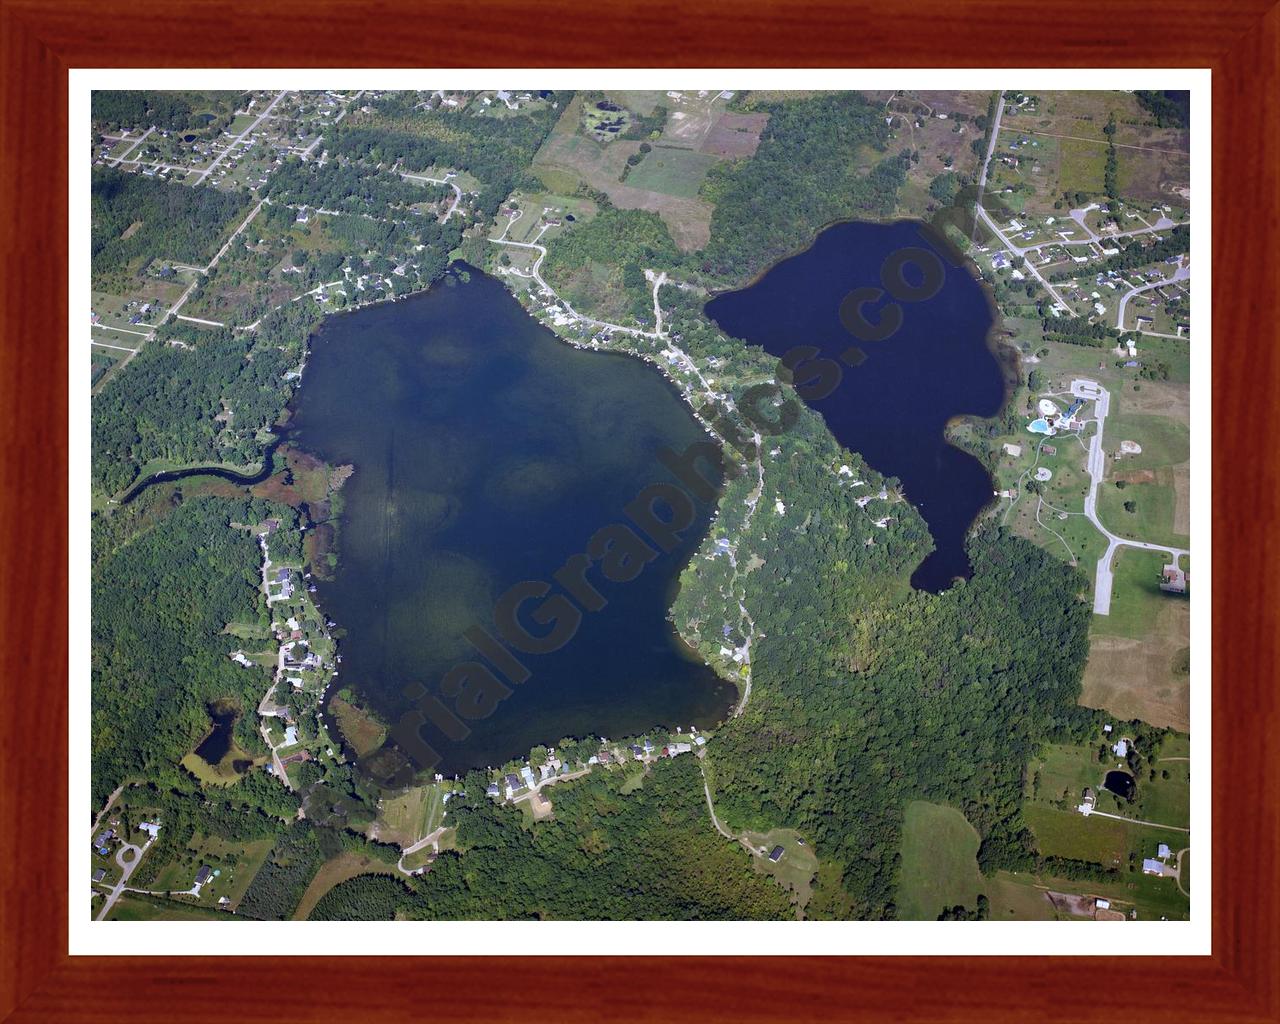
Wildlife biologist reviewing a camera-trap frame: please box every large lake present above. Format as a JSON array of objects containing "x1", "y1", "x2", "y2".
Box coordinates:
[
  {"x1": 705, "y1": 220, "x2": 1007, "y2": 591},
  {"x1": 288, "y1": 267, "x2": 735, "y2": 776}
]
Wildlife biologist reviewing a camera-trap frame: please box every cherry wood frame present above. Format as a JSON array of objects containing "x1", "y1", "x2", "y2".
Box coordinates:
[{"x1": 3, "y1": 1, "x2": 1276, "y2": 1020}]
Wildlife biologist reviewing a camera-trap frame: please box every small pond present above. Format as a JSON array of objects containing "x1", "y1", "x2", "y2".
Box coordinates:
[{"x1": 1103, "y1": 770, "x2": 1136, "y2": 801}]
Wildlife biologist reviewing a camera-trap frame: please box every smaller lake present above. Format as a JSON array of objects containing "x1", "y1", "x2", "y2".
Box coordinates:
[
  {"x1": 1103, "y1": 770, "x2": 1136, "y2": 801},
  {"x1": 194, "y1": 702, "x2": 239, "y2": 766},
  {"x1": 705, "y1": 219, "x2": 1007, "y2": 591}
]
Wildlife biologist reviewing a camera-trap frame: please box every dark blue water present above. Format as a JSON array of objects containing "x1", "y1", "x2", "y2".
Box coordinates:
[
  {"x1": 288, "y1": 267, "x2": 735, "y2": 777},
  {"x1": 705, "y1": 220, "x2": 1006, "y2": 591},
  {"x1": 195, "y1": 703, "x2": 238, "y2": 764}
]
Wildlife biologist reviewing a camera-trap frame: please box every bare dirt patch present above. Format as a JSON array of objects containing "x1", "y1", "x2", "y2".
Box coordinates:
[
  {"x1": 1115, "y1": 468, "x2": 1157, "y2": 484},
  {"x1": 1080, "y1": 599, "x2": 1191, "y2": 731},
  {"x1": 1045, "y1": 890, "x2": 1098, "y2": 918}
]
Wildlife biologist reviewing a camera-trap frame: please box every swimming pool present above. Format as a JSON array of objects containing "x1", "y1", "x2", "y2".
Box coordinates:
[{"x1": 1027, "y1": 418, "x2": 1055, "y2": 435}]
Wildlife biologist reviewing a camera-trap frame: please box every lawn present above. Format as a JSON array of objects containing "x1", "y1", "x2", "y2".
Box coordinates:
[
  {"x1": 895, "y1": 802, "x2": 985, "y2": 920},
  {"x1": 1104, "y1": 408, "x2": 1191, "y2": 472},
  {"x1": 625, "y1": 147, "x2": 719, "y2": 199},
  {"x1": 1098, "y1": 473, "x2": 1188, "y2": 550},
  {"x1": 1094, "y1": 547, "x2": 1184, "y2": 641},
  {"x1": 1032, "y1": 741, "x2": 1108, "y2": 808},
  {"x1": 108, "y1": 892, "x2": 236, "y2": 921},
  {"x1": 374, "y1": 782, "x2": 445, "y2": 847},
  {"x1": 741, "y1": 828, "x2": 819, "y2": 916}
]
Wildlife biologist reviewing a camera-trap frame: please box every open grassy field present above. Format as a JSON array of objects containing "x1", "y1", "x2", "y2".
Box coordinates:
[
  {"x1": 373, "y1": 782, "x2": 445, "y2": 847},
  {"x1": 1024, "y1": 801, "x2": 1187, "y2": 893},
  {"x1": 532, "y1": 93, "x2": 718, "y2": 250},
  {"x1": 625, "y1": 147, "x2": 718, "y2": 198},
  {"x1": 108, "y1": 892, "x2": 236, "y2": 921},
  {"x1": 986, "y1": 871, "x2": 1060, "y2": 920},
  {"x1": 1083, "y1": 604, "x2": 1191, "y2": 735},
  {"x1": 1094, "y1": 546, "x2": 1186, "y2": 641},
  {"x1": 895, "y1": 802, "x2": 985, "y2": 921},
  {"x1": 1099, "y1": 471, "x2": 1188, "y2": 550}
]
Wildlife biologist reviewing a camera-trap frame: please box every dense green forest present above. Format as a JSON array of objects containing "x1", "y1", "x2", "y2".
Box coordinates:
[
  {"x1": 91, "y1": 304, "x2": 316, "y2": 495},
  {"x1": 407, "y1": 758, "x2": 791, "y2": 919},
  {"x1": 310, "y1": 874, "x2": 414, "y2": 920},
  {"x1": 1134, "y1": 90, "x2": 1191, "y2": 129},
  {"x1": 92, "y1": 90, "x2": 246, "y2": 133},
  {"x1": 697, "y1": 526, "x2": 1092, "y2": 917},
  {"x1": 263, "y1": 158, "x2": 435, "y2": 216},
  {"x1": 91, "y1": 495, "x2": 291, "y2": 804},
  {"x1": 91, "y1": 167, "x2": 251, "y2": 289},
  {"x1": 699, "y1": 93, "x2": 907, "y2": 281}
]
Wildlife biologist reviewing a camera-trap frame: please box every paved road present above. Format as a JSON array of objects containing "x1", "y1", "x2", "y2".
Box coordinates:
[
  {"x1": 1072, "y1": 379, "x2": 1190, "y2": 614},
  {"x1": 1115, "y1": 261, "x2": 1190, "y2": 332},
  {"x1": 396, "y1": 826, "x2": 449, "y2": 875},
  {"x1": 977, "y1": 204, "x2": 1075, "y2": 312},
  {"x1": 400, "y1": 171, "x2": 462, "y2": 221},
  {"x1": 490, "y1": 225, "x2": 662, "y2": 341},
  {"x1": 975, "y1": 94, "x2": 1004, "y2": 204},
  {"x1": 107, "y1": 126, "x2": 153, "y2": 168},
  {"x1": 1082, "y1": 808, "x2": 1189, "y2": 833},
  {"x1": 94, "y1": 835, "x2": 156, "y2": 921},
  {"x1": 194, "y1": 90, "x2": 288, "y2": 185}
]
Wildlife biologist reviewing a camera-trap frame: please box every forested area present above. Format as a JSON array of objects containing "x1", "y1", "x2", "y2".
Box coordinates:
[
  {"x1": 309, "y1": 874, "x2": 413, "y2": 920},
  {"x1": 337, "y1": 93, "x2": 566, "y2": 219},
  {"x1": 237, "y1": 821, "x2": 326, "y2": 919},
  {"x1": 699, "y1": 93, "x2": 907, "y2": 281},
  {"x1": 1134, "y1": 90, "x2": 1191, "y2": 129},
  {"x1": 541, "y1": 208, "x2": 679, "y2": 323},
  {"x1": 91, "y1": 167, "x2": 251, "y2": 289},
  {"x1": 264, "y1": 158, "x2": 431, "y2": 216},
  {"x1": 91, "y1": 495, "x2": 290, "y2": 804},
  {"x1": 91, "y1": 90, "x2": 246, "y2": 133},
  {"x1": 91, "y1": 304, "x2": 316, "y2": 495},
  {"x1": 697, "y1": 522, "x2": 1092, "y2": 917},
  {"x1": 405, "y1": 759, "x2": 791, "y2": 919}
]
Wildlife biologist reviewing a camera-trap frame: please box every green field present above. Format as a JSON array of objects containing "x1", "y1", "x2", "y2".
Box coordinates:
[
  {"x1": 375, "y1": 782, "x2": 445, "y2": 847},
  {"x1": 626, "y1": 147, "x2": 719, "y2": 198},
  {"x1": 1094, "y1": 547, "x2": 1184, "y2": 641},
  {"x1": 895, "y1": 802, "x2": 985, "y2": 920},
  {"x1": 742, "y1": 828, "x2": 819, "y2": 916},
  {"x1": 108, "y1": 892, "x2": 236, "y2": 921},
  {"x1": 1099, "y1": 474, "x2": 1187, "y2": 549}
]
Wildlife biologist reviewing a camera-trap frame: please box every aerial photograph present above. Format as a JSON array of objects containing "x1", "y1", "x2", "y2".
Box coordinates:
[{"x1": 87, "y1": 85, "x2": 1193, "y2": 924}]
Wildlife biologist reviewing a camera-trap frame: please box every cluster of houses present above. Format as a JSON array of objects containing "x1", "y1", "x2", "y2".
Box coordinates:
[{"x1": 489, "y1": 735, "x2": 708, "y2": 802}]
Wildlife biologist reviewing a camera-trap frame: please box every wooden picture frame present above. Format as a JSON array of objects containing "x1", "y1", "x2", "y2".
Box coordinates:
[{"x1": 2, "y1": 2, "x2": 1275, "y2": 1019}]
